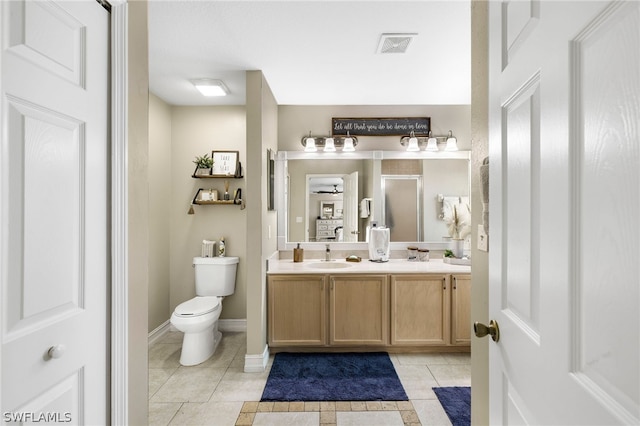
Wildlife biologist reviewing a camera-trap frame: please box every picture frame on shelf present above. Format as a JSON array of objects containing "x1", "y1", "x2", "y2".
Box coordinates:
[
  {"x1": 196, "y1": 188, "x2": 218, "y2": 202},
  {"x1": 211, "y1": 150, "x2": 239, "y2": 177}
]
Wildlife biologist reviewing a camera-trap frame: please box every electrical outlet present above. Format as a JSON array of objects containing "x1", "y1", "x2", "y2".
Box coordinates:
[
  {"x1": 296, "y1": 216, "x2": 303, "y2": 223},
  {"x1": 477, "y1": 225, "x2": 488, "y2": 252}
]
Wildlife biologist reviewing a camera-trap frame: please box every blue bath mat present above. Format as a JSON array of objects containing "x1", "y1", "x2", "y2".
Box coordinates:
[
  {"x1": 433, "y1": 386, "x2": 471, "y2": 426},
  {"x1": 261, "y1": 352, "x2": 408, "y2": 401}
]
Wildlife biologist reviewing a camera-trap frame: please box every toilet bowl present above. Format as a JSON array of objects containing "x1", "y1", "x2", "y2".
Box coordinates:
[
  {"x1": 171, "y1": 296, "x2": 222, "y2": 366},
  {"x1": 170, "y1": 256, "x2": 239, "y2": 366}
]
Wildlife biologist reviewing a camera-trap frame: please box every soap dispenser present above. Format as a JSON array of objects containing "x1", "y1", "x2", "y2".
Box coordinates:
[{"x1": 293, "y1": 243, "x2": 304, "y2": 262}]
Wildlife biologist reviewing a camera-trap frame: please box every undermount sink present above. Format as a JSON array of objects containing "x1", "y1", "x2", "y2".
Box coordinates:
[{"x1": 307, "y1": 261, "x2": 353, "y2": 269}]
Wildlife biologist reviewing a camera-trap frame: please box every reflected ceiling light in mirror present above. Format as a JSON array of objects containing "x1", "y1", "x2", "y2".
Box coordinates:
[
  {"x1": 303, "y1": 132, "x2": 317, "y2": 152},
  {"x1": 342, "y1": 132, "x2": 355, "y2": 152},
  {"x1": 425, "y1": 131, "x2": 439, "y2": 152},
  {"x1": 300, "y1": 133, "x2": 358, "y2": 152},
  {"x1": 445, "y1": 130, "x2": 459, "y2": 151},
  {"x1": 191, "y1": 79, "x2": 229, "y2": 96},
  {"x1": 406, "y1": 131, "x2": 420, "y2": 152}
]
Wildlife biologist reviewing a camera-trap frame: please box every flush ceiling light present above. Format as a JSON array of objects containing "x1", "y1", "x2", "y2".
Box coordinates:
[
  {"x1": 445, "y1": 130, "x2": 459, "y2": 151},
  {"x1": 191, "y1": 79, "x2": 229, "y2": 97}
]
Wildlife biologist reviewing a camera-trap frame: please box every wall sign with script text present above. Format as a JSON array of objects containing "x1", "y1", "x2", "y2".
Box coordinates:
[{"x1": 332, "y1": 117, "x2": 431, "y2": 136}]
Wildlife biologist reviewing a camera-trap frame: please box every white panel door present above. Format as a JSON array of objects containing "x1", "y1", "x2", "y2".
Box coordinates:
[
  {"x1": 342, "y1": 171, "x2": 358, "y2": 242},
  {"x1": 487, "y1": 1, "x2": 639, "y2": 424},
  {"x1": 1, "y1": 0, "x2": 109, "y2": 422}
]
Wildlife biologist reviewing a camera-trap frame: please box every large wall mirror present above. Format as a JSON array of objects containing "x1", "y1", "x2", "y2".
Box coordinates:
[{"x1": 277, "y1": 151, "x2": 470, "y2": 249}]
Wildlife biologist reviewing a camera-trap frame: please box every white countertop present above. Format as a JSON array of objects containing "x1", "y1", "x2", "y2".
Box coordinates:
[{"x1": 267, "y1": 258, "x2": 471, "y2": 275}]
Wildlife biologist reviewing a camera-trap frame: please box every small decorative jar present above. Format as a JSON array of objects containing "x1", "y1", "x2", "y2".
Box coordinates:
[
  {"x1": 407, "y1": 246, "x2": 418, "y2": 261},
  {"x1": 418, "y1": 249, "x2": 430, "y2": 262}
]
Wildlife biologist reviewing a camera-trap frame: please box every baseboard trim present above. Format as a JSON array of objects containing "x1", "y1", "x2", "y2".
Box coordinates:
[
  {"x1": 219, "y1": 318, "x2": 247, "y2": 332},
  {"x1": 244, "y1": 344, "x2": 269, "y2": 373},
  {"x1": 148, "y1": 320, "x2": 171, "y2": 346}
]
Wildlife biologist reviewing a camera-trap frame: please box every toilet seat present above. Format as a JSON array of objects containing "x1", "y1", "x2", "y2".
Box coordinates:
[{"x1": 174, "y1": 296, "x2": 220, "y2": 317}]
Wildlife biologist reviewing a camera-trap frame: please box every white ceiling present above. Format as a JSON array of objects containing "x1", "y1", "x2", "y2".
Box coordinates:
[{"x1": 148, "y1": 1, "x2": 471, "y2": 106}]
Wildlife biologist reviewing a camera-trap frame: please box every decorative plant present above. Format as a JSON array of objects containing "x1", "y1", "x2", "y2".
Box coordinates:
[
  {"x1": 444, "y1": 249, "x2": 455, "y2": 258},
  {"x1": 446, "y1": 202, "x2": 471, "y2": 240},
  {"x1": 193, "y1": 153, "x2": 214, "y2": 169}
]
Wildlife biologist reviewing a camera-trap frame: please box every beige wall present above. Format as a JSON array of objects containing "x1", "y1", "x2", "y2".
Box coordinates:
[
  {"x1": 127, "y1": 1, "x2": 149, "y2": 424},
  {"x1": 148, "y1": 93, "x2": 172, "y2": 331},
  {"x1": 169, "y1": 106, "x2": 247, "y2": 319},
  {"x1": 278, "y1": 105, "x2": 471, "y2": 152},
  {"x1": 246, "y1": 71, "x2": 279, "y2": 357},
  {"x1": 470, "y1": 1, "x2": 489, "y2": 424}
]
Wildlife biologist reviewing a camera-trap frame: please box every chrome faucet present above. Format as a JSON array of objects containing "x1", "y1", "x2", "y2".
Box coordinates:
[{"x1": 325, "y1": 243, "x2": 331, "y2": 261}]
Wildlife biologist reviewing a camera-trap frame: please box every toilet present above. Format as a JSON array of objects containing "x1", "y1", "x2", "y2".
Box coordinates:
[{"x1": 171, "y1": 256, "x2": 238, "y2": 366}]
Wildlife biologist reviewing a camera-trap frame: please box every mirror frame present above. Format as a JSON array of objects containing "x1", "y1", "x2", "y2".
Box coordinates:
[{"x1": 275, "y1": 150, "x2": 471, "y2": 252}]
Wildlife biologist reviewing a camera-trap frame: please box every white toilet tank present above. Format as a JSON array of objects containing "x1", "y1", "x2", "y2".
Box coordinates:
[{"x1": 193, "y1": 256, "x2": 239, "y2": 296}]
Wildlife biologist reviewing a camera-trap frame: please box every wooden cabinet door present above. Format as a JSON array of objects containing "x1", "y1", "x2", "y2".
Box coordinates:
[
  {"x1": 267, "y1": 275, "x2": 327, "y2": 346},
  {"x1": 451, "y1": 274, "x2": 471, "y2": 346},
  {"x1": 390, "y1": 274, "x2": 450, "y2": 345},
  {"x1": 329, "y1": 275, "x2": 388, "y2": 346}
]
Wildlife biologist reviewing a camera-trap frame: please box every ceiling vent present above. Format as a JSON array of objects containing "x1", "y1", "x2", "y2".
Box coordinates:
[{"x1": 377, "y1": 33, "x2": 417, "y2": 54}]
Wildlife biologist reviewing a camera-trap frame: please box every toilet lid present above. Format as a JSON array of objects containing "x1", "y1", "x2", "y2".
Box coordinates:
[{"x1": 174, "y1": 296, "x2": 220, "y2": 317}]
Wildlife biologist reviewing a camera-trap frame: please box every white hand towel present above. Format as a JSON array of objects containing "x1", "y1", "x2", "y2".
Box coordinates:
[
  {"x1": 201, "y1": 240, "x2": 216, "y2": 258},
  {"x1": 360, "y1": 198, "x2": 371, "y2": 218}
]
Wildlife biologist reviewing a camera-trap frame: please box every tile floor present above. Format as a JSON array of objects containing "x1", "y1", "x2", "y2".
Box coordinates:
[{"x1": 149, "y1": 331, "x2": 470, "y2": 425}]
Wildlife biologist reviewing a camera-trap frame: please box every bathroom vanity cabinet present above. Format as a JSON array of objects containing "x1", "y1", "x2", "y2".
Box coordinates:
[
  {"x1": 390, "y1": 274, "x2": 450, "y2": 346},
  {"x1": 267, "y1": 274, "x2": 327, "y2": 346},
  {"x1": 451, "y1": 274, "x2": 471, "y2": 345},
  {"x1": 267, "y1": 272, "x2": 470, "y2": 351},
  {"x1": 329, "y1": 275, "x2": 388, "y2": 346}
]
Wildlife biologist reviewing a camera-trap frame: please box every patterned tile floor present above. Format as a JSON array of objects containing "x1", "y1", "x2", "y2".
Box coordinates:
[{"x1": 149, "y1": 331, "x2": 470, "y2": 425}]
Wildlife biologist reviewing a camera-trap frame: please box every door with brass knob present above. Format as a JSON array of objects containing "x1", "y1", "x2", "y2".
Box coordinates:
[
  {"x1": 474, "y1": 320, "x2": 499, "y2": 342},
  {"x1": 485, "y1": 1, "x2": 637, "y2": 424}
]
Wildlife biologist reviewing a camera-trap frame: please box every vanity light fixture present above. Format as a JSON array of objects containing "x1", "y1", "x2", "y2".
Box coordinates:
[
  {"x1": 303, "y1": 132, "x2": 317, "y2": 152},
  {"x1": 400, "y1": 132, "x2": 452, "y2": 151},
  {"x1": 300, "y1": 132, "x2": 358, "y2": 152},
  {"x1": 191, "y1": 79, "x2": 229, "y2": 97},
  {"x1": 425, "y1": 131, "x2": 439, "y2": 152},
  {"x1": 342, "y1": 132, "x2": 356, "y2": 152},
  {"x1": 406, "y1": 131, "x2": 420, "y2": 152},
  {"x1": 323, "y1": 134, "x2": 336, "y2": 152},
  {"x1": 444, "y1": 130, "x2": 459, "y2": 151}
]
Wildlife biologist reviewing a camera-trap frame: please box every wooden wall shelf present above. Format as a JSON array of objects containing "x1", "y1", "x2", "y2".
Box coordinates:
[
  {"x1": 192, "y1": 163, "x2": 243, "y2": 179},
  {"x1": 191, "y1": 188, "x2": 245, "y2": 210}
]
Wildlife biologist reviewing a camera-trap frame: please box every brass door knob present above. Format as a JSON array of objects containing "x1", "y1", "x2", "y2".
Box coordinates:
[{"x1": 474, "y1": 320, "x2": 500, "y2": 342}]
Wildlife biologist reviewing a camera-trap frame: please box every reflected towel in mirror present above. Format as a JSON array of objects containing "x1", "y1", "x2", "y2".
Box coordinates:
[{"x1": 360, "y1": 198, "x2": 372, "y2": 218}]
